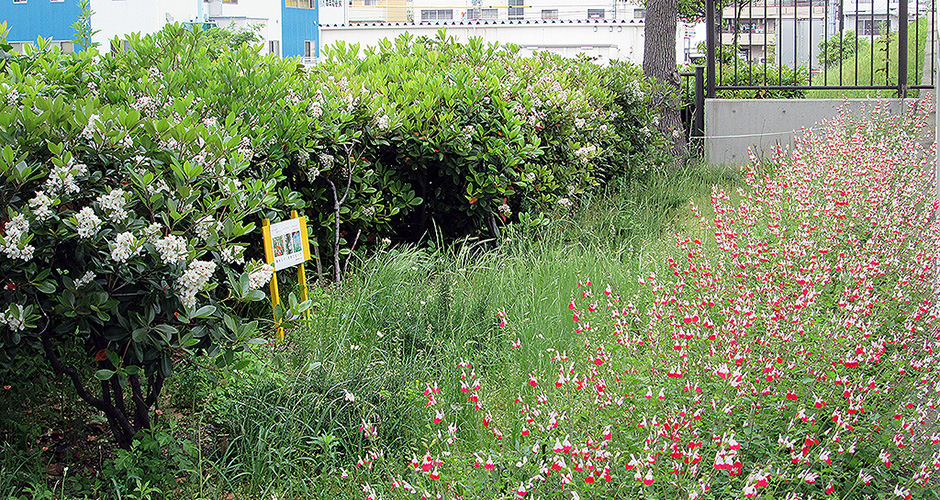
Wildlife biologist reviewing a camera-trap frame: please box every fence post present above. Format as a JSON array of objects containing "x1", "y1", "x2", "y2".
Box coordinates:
[
  {"x1": 706, "y1": 0, "x2": 716, "y2": 98},
  {"x1": 694, "y1": 66, "x2": 705, "y2": 145},
  {"x1": 898, "y1": 0, "x2": 909, "y2": 98}
]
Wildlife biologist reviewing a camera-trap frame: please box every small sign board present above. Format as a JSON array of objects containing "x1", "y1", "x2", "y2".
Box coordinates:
[{"x1": 262, "y1": 217, "x2": 310, "y2": 271}]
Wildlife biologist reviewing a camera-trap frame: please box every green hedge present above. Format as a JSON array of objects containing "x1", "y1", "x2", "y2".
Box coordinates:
[{"x1": 2, "y1": 25, "x2": 665, "y2": 280}]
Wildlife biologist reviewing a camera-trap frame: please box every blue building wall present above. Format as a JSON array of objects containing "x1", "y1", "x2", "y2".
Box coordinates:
[
  {"x1": 281, "y1": 1, "x2": 318, "y2": 58},
  {"x1": 3, "y1": 0, "x2": 80, "y2": 42}
]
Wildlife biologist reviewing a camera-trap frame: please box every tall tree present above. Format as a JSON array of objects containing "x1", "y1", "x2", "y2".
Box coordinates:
[{"x1": 643, "y1": 0, "x2": 687, "y2": 158}]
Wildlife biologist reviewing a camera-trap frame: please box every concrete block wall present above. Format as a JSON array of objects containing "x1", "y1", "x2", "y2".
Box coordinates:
[{"x1": 703, "y1": 98, "x2": 924, "y2": 166}]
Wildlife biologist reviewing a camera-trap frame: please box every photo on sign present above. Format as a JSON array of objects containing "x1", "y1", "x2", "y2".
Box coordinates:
[
  {"x1": 291, "y1": 231, "x2": 302, "y2": 254},
  {"x1": 264, "y1": 218, "x2": 309, "y2": 271}
]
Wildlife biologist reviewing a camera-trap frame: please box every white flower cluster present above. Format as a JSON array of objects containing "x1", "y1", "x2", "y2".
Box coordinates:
[
  {"x1": 220, "y1": 246, "x2": 246, "y2": 265},
  {"x1": 178, "y1": 260, "x2": 217, "y2": 309},
  {"x1": 498, "y1": 203, "x2": 511, "y2": 215},
  {"x1": 0, "y1": 304, "x2": 26, "y2": 332},
  {"x1": 362, "y1": 206, "x2": 376, "y2": 218},
  {"x1": 155, "y1": 234, "x2": 188, "y2": 265},
  {"x1": 375, "y1": 114, "x2": 390, "y2": 131},
  {"x1": 44, "y1": 160, "x2": 87, "y2": 196},
  {"x1": 110, "y1": 232, "x2": 142, "y2": 263},
  {"x1": 574, "y1": 117, "x2": 586, "y2": 129},
  {"x1": 574, "y1": 144, "x2": 598, "y2": 163},
  {"x1": 309, "y1": 99, "x2": 323, "y2": 118},
  {"x1": 6, "y1": 89, "x2": 19, "y2": 106},
  {"x1": 288, "y1": 89, "x2": 303, "y2": 106},
  {"x1": 1, "y1": 215, "x2": 34, "y2": 261},
  {"x1": 81, "y1": 114, "x2": 101, "y2": 140},
  {"x1": 319, "y1": 153, "x2": 334, "y2": 171},
  {"x1": 295, "y1": 149, "x2": 310, "y2": 166},
  {"x1": 557, "y1": 197, "x2": 572, "y2": 207},
  {"x1": 237, "y1": 137, "x2": 253, "y2": 159},
  {"x1": 143, "y1": 222, "x2": 163, "y2": 241},
  {"x1": 29, "y1": 191, "x2": 55, "y2": 221},
  {"x1": 74, "y1": 271, "x2": 96, "y2": 288},
  {"x1": 96, "y1": 189, "x2": 128, "y2": 223},
  {"x1": 246, "y1": 262, "x2": 274, "y2": 291},
  {"x1": 195, "y1": 215, "x2": 216, "y2": 242},
  {"x1": 219, "y1": 177, "x2": 243, "y2": 196},
  {"x1": 76, "y1": 206, "x2": 102, "y2": 238},
  {"x1": 625, "y1": 79, "x2": 644, "y2": 102},
  {"x1": 132, "y1": 95, "x2": 158, "y2": 117}
]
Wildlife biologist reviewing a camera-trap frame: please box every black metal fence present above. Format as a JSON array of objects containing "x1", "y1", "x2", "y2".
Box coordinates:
[
  {"x1": 704, "y1": 0, "x2": 937, "y2": 97},
  {"x1": 680, "y1": 69, "x2": 706, "y2": 142}
]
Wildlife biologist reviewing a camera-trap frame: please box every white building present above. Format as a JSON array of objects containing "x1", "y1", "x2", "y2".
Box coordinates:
[
  {"x1": 319, "y1": 0, "x2": 706, "y2": 66},
  {"x1": 320, "y1": 0, "x2": 647, "y2": 24}
]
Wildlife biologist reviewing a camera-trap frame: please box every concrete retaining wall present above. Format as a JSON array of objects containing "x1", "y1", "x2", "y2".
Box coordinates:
[{"x1": 704, "y1": 98, "x2": 914, "y2": 166}]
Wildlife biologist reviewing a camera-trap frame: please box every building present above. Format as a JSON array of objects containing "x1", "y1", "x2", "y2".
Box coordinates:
[
  {"x1": 320, "y1": 0, "x2": 646, "y2": 24},
  {"x1": 315, "y1": 0, "x2": 703, "y2": 66},
  {"x1": 719, "y1": 0, "x2": 926, "y2": 69},
  {"x1": 2, "y1": 0, "x2": 319, "y2": 58},
  {"x1": 720, "y1": 0, "x2": 828, "y2": 67},
  {"x1": 319, "y1": 19, "x2": 654, "y2": 64}
]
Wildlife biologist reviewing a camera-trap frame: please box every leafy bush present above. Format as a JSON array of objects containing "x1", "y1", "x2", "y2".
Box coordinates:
[
  {"x1": 89, "y1": 27, "x2": 661, "y2": 278},
  {"x1": 817, "y1": 30, "x2": 862, "y2": 68},
  {"x1": 0, "y1": 34, "x2": 300, "y2": 448}
]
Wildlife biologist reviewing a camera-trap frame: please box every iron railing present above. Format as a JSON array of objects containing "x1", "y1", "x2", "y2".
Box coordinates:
[
  {"x1": 680, "y1": 67, "x2": 707, "y2": 142},
  {"x1": 705, "y1": 0, "x2": 936, "y2": 97}
]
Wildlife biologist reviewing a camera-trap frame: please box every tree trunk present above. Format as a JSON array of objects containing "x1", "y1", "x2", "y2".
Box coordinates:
[
  {"x1": 41, "y1": 324, "x2": 162, "y2": 449},
  {"x1": 643, "y1": 0, "x2": 688, "y2": 159}
]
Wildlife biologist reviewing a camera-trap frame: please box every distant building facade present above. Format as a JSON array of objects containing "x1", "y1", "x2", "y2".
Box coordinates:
[{"x1": 2, "y1": 0, "x2": 318, "y2": 58}]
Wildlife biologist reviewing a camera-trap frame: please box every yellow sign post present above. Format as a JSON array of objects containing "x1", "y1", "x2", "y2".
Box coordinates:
[{"x1": 261, "y1": 210, "x2": 311, "y2": 341}]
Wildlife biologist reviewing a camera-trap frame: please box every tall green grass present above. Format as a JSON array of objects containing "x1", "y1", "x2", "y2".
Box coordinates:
[
  {"x1": 808, "y1": 17, "x2": 929, "y2": 98},
  {"x1": 0, "y1": 162, "x2": 739, "y2": 499},
  {"x1": 186, "y1": 163, "x2": 741, "y2": 498}
]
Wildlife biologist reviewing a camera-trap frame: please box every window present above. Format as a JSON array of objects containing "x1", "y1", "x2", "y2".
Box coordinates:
[
  {"x1": 541, "y1": 8, "x2": 558, "y2": 19},
  {"x1": 268, "y1": 39, "x2": 280, "y2": 55},
  {"x1": 859, "y1": 19, "x2": 884, "y2": 36},
  {"x1": 13, "y1": 0, "x2": 26, "y2": 4},
  {"x1": 633, "y1": 8, "x2": 645, "y2": 19},
  {"x1": 304, "y1": 40, "x2": 316, "y2": 58},
  {"x1": 222, "y1": 0, "x2": 237, "y2": 4},
  {"x1": 467, "y1": 8, "x2": 498, "y2": 19},
  {"x1": 587, "y1": 8, "x2": 604, "y2": 18},
  {"x1": 508, "y1": 0, "x2": 523, "y2": 19},
  {"x1": 59, "y1": 41, "x2": 74, "y2": 53},
  {"x1": 421, "y1": 9, "x2": 453, "y2": 20},
  {"x1": 363, "y1": 0, "x2": 377, "y2": 5},
  {"x1": 322, "y1": 0, "x2": 342, "y2": 5},
  {"x1": 286, "y1": 0, "x2": 314, "y2": 8}
]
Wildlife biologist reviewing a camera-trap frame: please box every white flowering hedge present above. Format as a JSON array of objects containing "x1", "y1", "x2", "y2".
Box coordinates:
[
  {"x1": 93, "y1": 27, "x2": 665, "y2": 273},
  {"x1": 0, "y1": 38, "x2": 303, "y2": 448}
]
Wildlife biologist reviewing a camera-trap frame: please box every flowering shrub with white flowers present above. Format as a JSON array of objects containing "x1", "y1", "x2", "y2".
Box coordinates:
[
  {"x1": 0, "y1": 39, "x2": 302, "y2": 448},
  {"x1": 90, "y1": 27, "x2": 663, "y2": 281},
  {"x1": 335, "y1": 103, "x2": 940, "y2": 499}
]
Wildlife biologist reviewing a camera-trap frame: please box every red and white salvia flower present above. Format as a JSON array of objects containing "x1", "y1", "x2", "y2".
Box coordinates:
[{"x1": 352, "y1": 105, "x2": 940, "y2": 499}]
